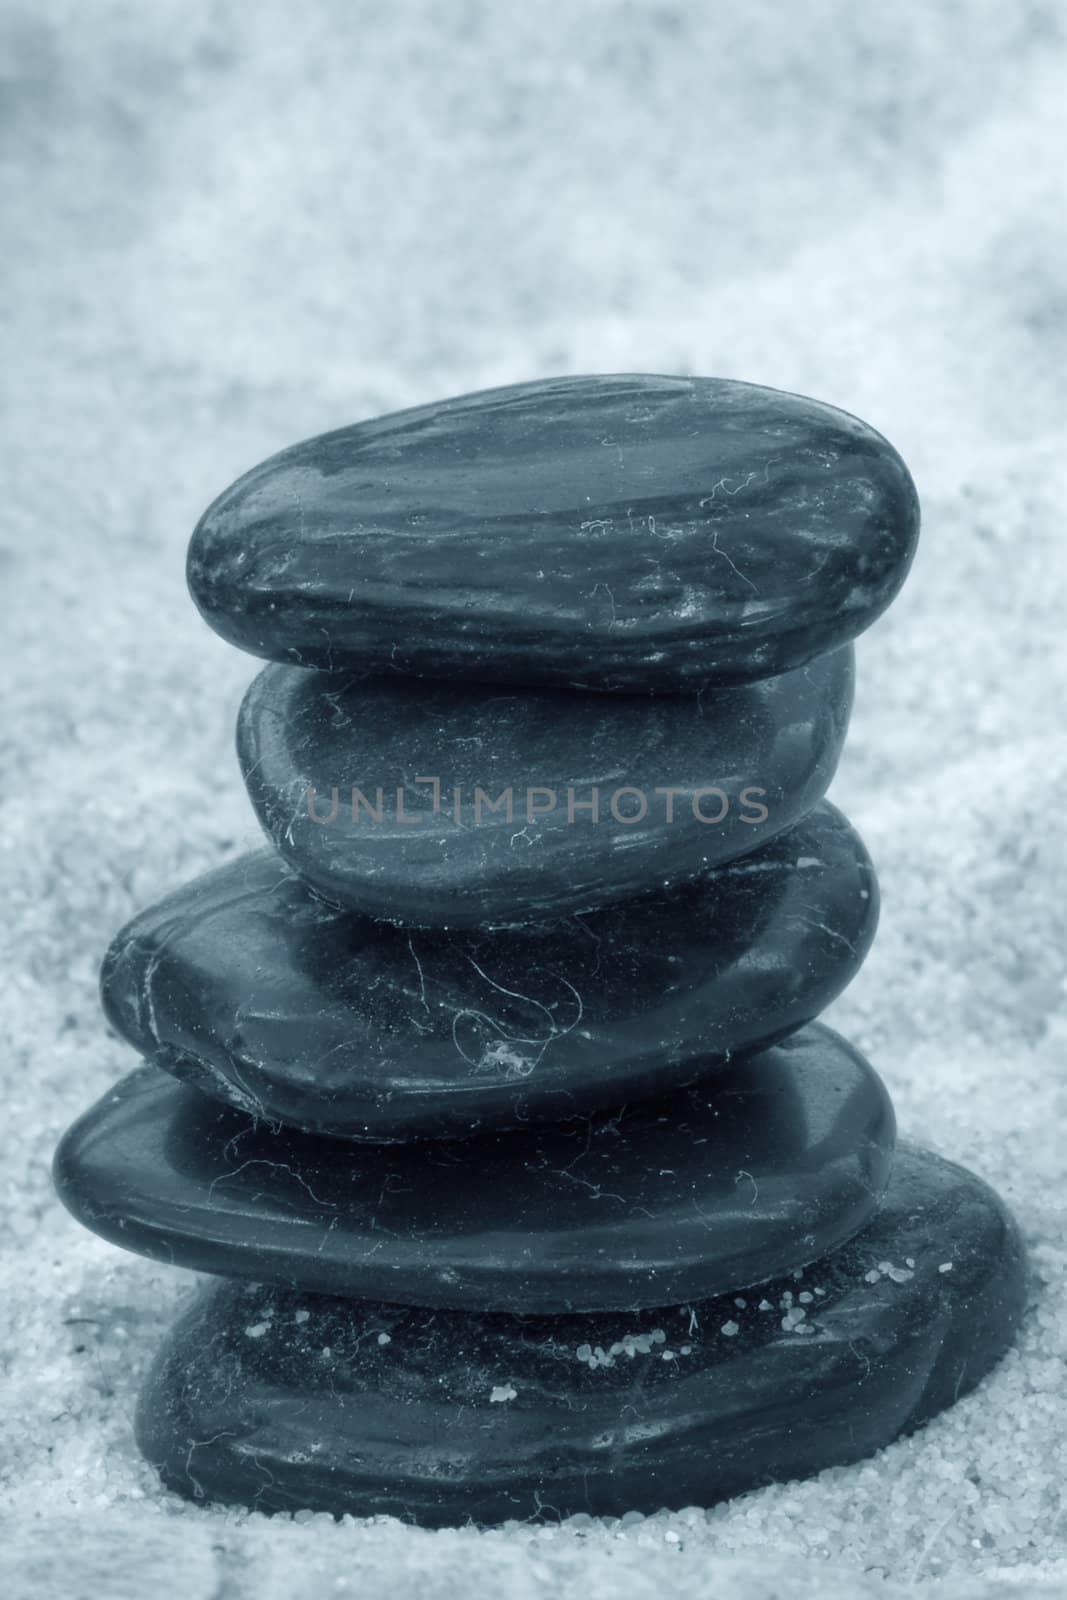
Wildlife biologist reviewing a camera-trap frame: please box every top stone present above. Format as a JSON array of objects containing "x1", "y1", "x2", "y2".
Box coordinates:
[{"x1": 187, "y1": 375, "x2": 919, "y2": 691}]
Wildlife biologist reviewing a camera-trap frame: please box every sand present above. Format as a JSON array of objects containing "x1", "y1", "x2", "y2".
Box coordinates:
[{"x1": 3, "y1": 1, "x2": 1066, "y2": 1593}]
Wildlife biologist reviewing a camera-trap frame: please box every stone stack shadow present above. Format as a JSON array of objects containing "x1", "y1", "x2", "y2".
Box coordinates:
[{"x1": 54, "y1": 376, "x2": 1026, "y2": 1525}]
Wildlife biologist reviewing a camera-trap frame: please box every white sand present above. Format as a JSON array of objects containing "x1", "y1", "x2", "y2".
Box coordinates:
[{"x1": 3, "y1": 2, "x2": 1066, "y2": 1593}]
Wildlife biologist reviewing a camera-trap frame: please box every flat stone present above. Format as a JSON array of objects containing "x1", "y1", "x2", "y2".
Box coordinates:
[
  {"x1": 187, "y1": 374, "x2": 919, "y2": 691},
  {"x1": 134, "y1": 1144, "x2": 1025, "y2": 1525},
  {"x1": 53, "y1": 1024, "x2": 893, "y2": 1313},
  {"x1": 101, "y1": 803, "x2": 878, "y2": 1140},
  {"x1": 237, "y1": 647, "x2": 853, "y2": 925}
]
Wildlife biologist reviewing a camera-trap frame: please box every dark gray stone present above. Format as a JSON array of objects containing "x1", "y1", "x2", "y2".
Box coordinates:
[
  {"x1": 134, "y1": 1145, "x2": 1026, "y2": 1526},
  {"x1": 53, "y1": 1024, "x2": 894, "y2": 1313},
  {"x1": 237, "y1": 648, "x2": 853, "y2": 925},
  {"x1": 100, "y1": 803, "x2": 878, "y2": 1140},
  {"x1": 187, "y1": 375, "x2": 919, "y2": 691}
]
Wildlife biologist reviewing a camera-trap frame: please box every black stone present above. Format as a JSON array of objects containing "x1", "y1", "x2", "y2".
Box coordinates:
[
  {"x1": 237, "y1": 648, "x2": 853, "y2": 926},
  {"x1": 52, "y1": 1024, "x2": 894, "y2": 1313},
  {"x1": 134, "y1": 1145, "x2": 1025, "y2": 1526},
  {"x1": 100, "y1": 804, "x2": 878, "y2": 1141},
  {"x1": 187, "y1": 375, "x2": 919, "y2": 692}
]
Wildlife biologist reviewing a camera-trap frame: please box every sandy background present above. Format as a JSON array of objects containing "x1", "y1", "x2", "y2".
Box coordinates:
[{"x1": 3, "y1": 1, "x2": 1067, "y2": 1594}]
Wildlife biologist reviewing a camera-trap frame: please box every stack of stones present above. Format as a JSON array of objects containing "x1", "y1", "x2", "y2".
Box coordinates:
[{"x1": 55, "y1": 376, "x2": 1025, "y2": 1525}]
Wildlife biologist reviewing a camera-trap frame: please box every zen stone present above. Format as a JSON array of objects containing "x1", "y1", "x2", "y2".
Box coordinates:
[
  {"x1": 101, "y1": 803, "x2": 878, "y2": 1140},
  {"x1": 52, "y1": 1024, "x2": 893, "y2": 1314},
  {"x1": 187, "y1": 374, "x2": 919, "y2": 692},
  {"x1": 135, "y1": 1144, "x2": 1024, "y2": 1526},
  {"x1": 237, "y1": 647, "x2": 853, "y2": 926}
]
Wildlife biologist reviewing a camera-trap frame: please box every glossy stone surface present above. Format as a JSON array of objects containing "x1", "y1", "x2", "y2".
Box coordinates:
[
  {"x1": 135, "y1": 1145, "x2": 1025, "y2": 1525},
  {"x1": 187, "y1": 375, "x2": 919, "y2": 692},
  {"x1": 53, "y1": 1024, "x2": 893, "y2": 1313},
  {"x1": 101, "y1": 804, "x2": 878, "y2": 1140},
  {"x1": 237, "y1": 647, "x2": 853, "y2": 926}
]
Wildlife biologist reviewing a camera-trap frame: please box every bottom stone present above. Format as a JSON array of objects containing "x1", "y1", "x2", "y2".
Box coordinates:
[{"x1": 136, "y1": 1144, "x2": 1026, "y2": 1526}]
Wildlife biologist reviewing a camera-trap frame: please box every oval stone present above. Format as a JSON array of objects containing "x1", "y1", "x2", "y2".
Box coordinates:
[
  {"x1": 134, "y1": 1145, "x2": 1024, "y2": 1525},
  {"x1": 52, "y1": 1025, "x2": 894, "y2": 1313},
  {"x1": 101, "y1": 804, "x2": 878, "y2": 1140},
  {"x1": 187, "y1": 375, "x2": 919, "y2": 691},
  {"x1": 237, "y1": 648, "x2": 853, "y2": 926}
]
